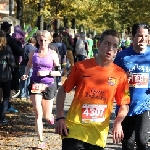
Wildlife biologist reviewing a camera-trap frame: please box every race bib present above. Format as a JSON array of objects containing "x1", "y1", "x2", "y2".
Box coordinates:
[
  {"x1": 31, "y1": 83, "x2": 47, "y2": 93},
  {"x1": 82, "y1": 104, "x2": 107, "y2": 123},
  {"x1": 129, "y1": 73, "x2": 149, "y2": 88}
]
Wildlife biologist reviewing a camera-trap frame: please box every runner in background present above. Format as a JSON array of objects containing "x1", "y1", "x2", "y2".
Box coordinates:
[
  {"x1": 19, "y1": 37, "x2": 37, "y2": 100},
  {"x1": 75, "y1": 33, "x2": 88, "y2": 61},
  {"x1": 125, "y1": 36, "x2": 131, "y2": 48},
  {"x1": 92, "y1": 35, "x2": 99, "y2": 57},
  {"x1": 21, "y1": 30, "x2": 60, "y2": 149},
  {"x1": 62, "y1": 27, "x2": 74, "y2": 75},
  {"x1": 51, "y1": 33, "x2": 67, "y2": 87},
  {"x1": 55, "y1": 30, "x2": 130, "y2": 150},
  {"x1": 87, "y1": 34, "x2": 93, "y2": 58},
  {"x1": 73, "y1": 33, "x2": 80, "y2": 63},
  {"x1": 114, "y1": 23, "x2": 150, "y2": 150}
]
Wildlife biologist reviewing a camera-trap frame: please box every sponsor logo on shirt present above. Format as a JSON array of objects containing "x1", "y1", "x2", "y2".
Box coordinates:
[
  {"x1": 108, "y1": 77, "x2": 116, "y2": 86},
  {"x1": 85, "y1": 88, "x2": 107, "y2": 100}
]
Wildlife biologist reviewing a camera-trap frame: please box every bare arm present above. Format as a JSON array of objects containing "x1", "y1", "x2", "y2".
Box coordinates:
[
  {"x1": 113, "y1": 73, "x2": 130, "y2": 144},
  {"x1": 113, "y1": 104, "x2": 129, "y2": 144},
  {"x1": 55, "y1": 86, "x2": 69, "y2": 136},
  {"x1": 56, "y1": 86, "x2": 66, "y2": 118},
  {"x1": 115, "y1": 104, "x2": 129, "y2": 123}
]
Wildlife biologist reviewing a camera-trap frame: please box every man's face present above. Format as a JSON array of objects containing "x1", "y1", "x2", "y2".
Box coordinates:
[
  {"x1": 98, "y1": 35, "x2": 119, "y2": 61},
  {"x1": 132, "y1": 28, "x2": 149, "y2": 51}
]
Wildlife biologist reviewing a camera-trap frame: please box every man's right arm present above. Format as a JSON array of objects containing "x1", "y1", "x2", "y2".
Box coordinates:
[
  {"x1": 55, "y1": 86, "x2": 68, "y2": 136},
  {"x1": 55, "y1": 63, "x2": 79, "y2": 136}
]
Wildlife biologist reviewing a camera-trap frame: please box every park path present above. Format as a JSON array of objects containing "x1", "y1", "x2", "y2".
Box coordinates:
[{"x1": 0, "y1": 90, "x2": 123, "y2": 150}]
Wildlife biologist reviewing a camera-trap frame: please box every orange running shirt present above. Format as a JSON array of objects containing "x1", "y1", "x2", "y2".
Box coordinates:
[{"x1": 63, "y1": 58, "x2": 130, "y2": 147}]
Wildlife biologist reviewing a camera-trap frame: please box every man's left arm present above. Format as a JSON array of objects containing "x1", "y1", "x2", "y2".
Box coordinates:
[
  {"x1": 113, "y1": 73, "x2": 130, "y2": 144},
  {"x1": 113, "y1": 104, "x2": 129, "y2": 144}
]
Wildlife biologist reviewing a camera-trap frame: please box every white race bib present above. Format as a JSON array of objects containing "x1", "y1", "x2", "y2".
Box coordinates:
[
  {"x1": 31, "y1": 83, "x2": 48, "y2": 93},
  {"x1": 129, "y1": 73, "x2": 149, "y2": 88},
  {"x1": 82, "y1": 104, "x2": 107, "y2": 123}
]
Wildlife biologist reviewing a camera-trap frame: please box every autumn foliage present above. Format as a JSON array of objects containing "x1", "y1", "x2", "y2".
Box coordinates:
[{"x1": 16, "y1": 0, "x2": 150, "y2": 33}]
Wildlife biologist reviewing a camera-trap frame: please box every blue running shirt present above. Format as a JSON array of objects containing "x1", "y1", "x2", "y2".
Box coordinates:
[{"x1": 114, "y1": 46, "x2": 150, "y2": 116}]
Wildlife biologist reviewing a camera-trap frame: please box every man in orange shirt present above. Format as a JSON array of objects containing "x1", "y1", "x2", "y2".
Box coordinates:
[{"x1": 55, "y1": 30, "x2": 130, "y2": 150}]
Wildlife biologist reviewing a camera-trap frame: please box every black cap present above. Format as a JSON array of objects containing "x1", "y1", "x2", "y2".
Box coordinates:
[{"x1": 1, "y1": 22, "x2": 12, "y2": 30}]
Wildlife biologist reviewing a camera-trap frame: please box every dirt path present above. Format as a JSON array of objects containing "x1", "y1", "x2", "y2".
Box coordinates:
[{"x1": 1, "y1": 90, "x2": 148, "y2": 150}]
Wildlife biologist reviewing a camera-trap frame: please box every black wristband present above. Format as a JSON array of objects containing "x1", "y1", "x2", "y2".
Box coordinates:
[{"x1": 55, "y1": 117, "x2": 65, "y2": 121}]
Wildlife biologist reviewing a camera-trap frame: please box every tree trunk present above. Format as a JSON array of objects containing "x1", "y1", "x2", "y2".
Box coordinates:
[
  {"x1": 9, "y1": 0, "x2": 13, "y2": 16},
  {"x1": 17, "y1": 0, "x2": 23, "y2": 28},
  {"x1": 38, "y1": 0, "x2": 44, "y2": 30}
]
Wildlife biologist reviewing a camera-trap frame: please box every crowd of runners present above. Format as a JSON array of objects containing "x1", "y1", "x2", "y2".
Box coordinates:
[{"x1": 0, "y1": 21, "x2": 150, "y2": 150}]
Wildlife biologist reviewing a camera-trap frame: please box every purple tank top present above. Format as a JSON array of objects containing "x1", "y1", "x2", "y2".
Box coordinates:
[{"x1": 30, "y1": 50, "x2": 54, "y2": 85}]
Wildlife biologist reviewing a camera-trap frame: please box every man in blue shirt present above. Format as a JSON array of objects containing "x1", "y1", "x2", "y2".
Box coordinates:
[{"x1": 114, "y1": 23, "x2": 150, "y2": 150}]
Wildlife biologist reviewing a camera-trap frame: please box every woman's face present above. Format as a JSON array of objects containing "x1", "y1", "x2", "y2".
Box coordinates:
[{"x1": 38, "y1": 35, "x2": 49, "y2": 49}]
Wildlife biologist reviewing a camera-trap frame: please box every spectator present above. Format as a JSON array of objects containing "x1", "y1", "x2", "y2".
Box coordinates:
[
  {"x1": 0, "y1": 30, "x2": 15, "y2": 124},
  {"x1": 1, "y1": 21, "x2": 23, "y2": 113}
]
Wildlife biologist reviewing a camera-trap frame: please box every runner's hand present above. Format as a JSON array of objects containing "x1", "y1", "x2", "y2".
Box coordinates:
[
  {"x1": 55, "y1": 119, "x2": 68, "y2": 137},
  {"x1": 21, "y1": 75, "x2": 28, "y2": 80},
  {"x1": 37, "y1": 71, "x2": 49, "y2": 76},
  {"x1": 112, "y1": 121, "x2": 124, "y2": 144}
]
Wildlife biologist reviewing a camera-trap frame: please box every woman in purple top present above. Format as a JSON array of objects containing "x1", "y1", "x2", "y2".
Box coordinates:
[{"x1": 22, "y1": 30, "x2": 60, "y2": 149}]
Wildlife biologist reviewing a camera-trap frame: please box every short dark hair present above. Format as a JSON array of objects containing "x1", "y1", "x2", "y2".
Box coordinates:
[
  {"x1": 53, "y1": 32, "x2": 59, "y2": 38},
  {"x1": 132, "y1": 23, "x2": 149, "y2": 37},
  {"x1": 28, "y1": 37, "x2": 37, "y2": 44},
  {"x1": 99, "y1": 30, "x2": 119, "y2": 42}
]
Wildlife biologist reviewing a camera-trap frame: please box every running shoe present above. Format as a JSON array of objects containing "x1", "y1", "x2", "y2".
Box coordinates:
[
  {"x1": 37, "y1": 141, "x2": 45, "y2": 149},
  {"x1": 6, "y1": 106, "x2": 18, "y2": 113}
]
